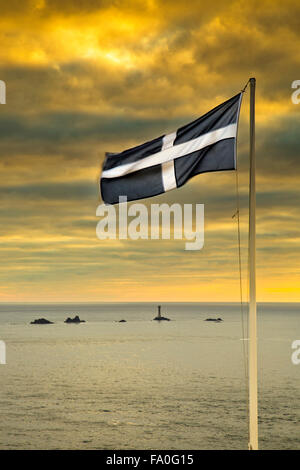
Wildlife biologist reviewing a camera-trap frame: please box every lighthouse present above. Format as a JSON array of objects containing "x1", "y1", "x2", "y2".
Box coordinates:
[
  {"x1": 153, "y1": 305, "x2": 170, "y2": 321},
  {"x1": 157, "y1": 305, "x2": 162, "y2": 319}
]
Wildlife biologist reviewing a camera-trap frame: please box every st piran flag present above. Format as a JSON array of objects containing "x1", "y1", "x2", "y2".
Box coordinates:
[{"x1": 100, "y1": 93, "x2": 242, "y2": 204}]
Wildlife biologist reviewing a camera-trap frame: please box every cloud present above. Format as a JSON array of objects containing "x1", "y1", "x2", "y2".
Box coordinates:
[{"x1": 0, "y1": 0, "x2": 299, "y2": 301}]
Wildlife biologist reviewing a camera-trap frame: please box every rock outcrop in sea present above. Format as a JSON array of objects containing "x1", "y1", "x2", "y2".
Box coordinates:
[
  {"x1": 205, "y1": 318, "x2": 223, "y2": 322},
  {"x1": 30, "y1": 318, "x2": 54, "y2": 324},
  {"x1": 64, "y1": 315, "x2": 85, "y2": 323}
]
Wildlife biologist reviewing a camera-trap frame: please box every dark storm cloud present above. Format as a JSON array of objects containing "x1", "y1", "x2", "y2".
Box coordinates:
[
  {"x1": 0, "y1": 110, "x2": 184, "y2": 144},
  {"x1": 0, "y1": 105, "x2": 299, "y2": 183},
  {"x1": 256, "y1": 116, "x2": 300, "y2": 176},
  {"x1": 0, "y1": 0, "x2": 117, "y2": 17},
  {"x1": 0, "y1": 181, "x2": 96, "y2": 200}
]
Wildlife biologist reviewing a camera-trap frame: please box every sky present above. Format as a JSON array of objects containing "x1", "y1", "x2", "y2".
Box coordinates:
[{"x1": 0, "y1": 0, "x2": 299, "y2": 302}]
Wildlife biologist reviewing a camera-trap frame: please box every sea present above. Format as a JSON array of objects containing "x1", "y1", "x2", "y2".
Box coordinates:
[{"x1": 0, "y1": 302, "x2": 299, "y2": 450}]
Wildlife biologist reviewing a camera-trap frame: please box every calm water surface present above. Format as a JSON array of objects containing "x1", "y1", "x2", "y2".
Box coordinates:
[{"x1": 0, "y1": 302, "x2": 299, "y2": 449}]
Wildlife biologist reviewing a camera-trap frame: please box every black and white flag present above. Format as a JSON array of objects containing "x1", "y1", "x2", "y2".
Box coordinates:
[{"x1": 100, "y1": 93, "x2": 242, "y2": 204}]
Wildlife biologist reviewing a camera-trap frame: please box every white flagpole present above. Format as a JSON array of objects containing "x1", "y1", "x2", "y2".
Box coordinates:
[{"x1": 248, "y1": 77, "x2": 258, "y2": 450}]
